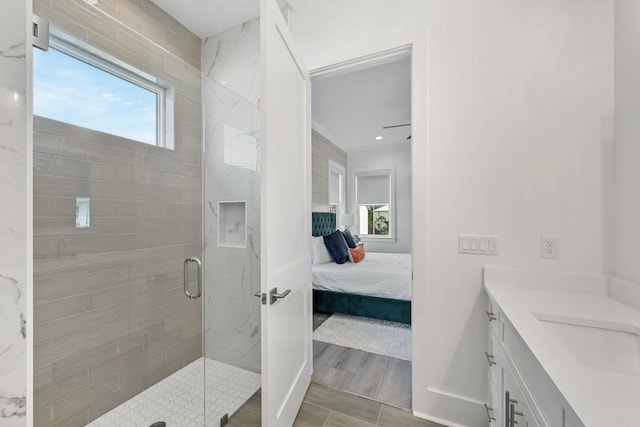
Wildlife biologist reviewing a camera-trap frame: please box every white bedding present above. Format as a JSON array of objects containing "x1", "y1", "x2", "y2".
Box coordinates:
[{"x1": 312, "y1": 252, "x2": 412, "y2": 300}]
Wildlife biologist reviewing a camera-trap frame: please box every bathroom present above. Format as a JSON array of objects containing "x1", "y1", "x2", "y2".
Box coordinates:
[{"x1": 1, "y1": 0, "x2": 639, "y2": 426}]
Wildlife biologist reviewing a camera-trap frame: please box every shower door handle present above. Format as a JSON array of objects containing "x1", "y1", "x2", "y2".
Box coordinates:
[{"x1": 183, "y1": 257, "x2": 202, "y2": 299}]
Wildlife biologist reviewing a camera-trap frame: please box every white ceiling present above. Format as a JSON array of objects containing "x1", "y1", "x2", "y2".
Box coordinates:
[
  {"x1": 312, "y1": 56, "x2": 412, "y2": 153},
  {"x1": 151, "y1": 0, "x2": 260, "y2": 38},
  {"x1": 150, "y1": 0, "x2": 326, "y2": 39},
  {"x1": 149, "y1": 1, "x2": 410, "y2": 153}
]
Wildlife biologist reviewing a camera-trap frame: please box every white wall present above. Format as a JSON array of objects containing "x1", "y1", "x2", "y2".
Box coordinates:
[
  {"x1": 614, "y1": 0, "x2": 640, "y2": 282},
  {"x1": 290, "y1": 1, "x2": 614, "y2": 425},
  {"x1": 348, "y1": 144, "x2": 411, "y2": 254}
]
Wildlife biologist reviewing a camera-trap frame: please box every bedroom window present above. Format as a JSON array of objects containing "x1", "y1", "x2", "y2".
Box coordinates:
[
  {"x1": 354, "y1": 169, "x2": 394, "y2": 238},
  {"x1": 328, "y1": 160, "x2": 346, "y2": 220},
  {"x1": 34, "y1": 31, "x2": 174, "y2": 149}
]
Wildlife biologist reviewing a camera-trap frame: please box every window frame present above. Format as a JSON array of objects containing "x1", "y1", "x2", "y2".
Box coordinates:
[
  {"x1": 353, "y1": 167, "x2": 396, "y2": 241},
  {"x1": 328, "y1": 160, "x2": 346, "y2": 225},
  {"x1": 40, "y1": 29, "x2": 174, "y2": 149}
]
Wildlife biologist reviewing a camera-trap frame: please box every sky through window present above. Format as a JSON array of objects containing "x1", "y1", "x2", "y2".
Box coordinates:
[{"x1": 34, "y1": 47, "x2": 158, "y2": 145}]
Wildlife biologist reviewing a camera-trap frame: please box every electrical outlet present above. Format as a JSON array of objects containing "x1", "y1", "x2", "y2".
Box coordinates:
[{"x1": 540, "y1": 236, "x2": 559, "y2": 259}]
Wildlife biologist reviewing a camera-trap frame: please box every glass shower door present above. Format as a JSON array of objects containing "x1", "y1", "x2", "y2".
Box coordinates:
[
  {"x1": 201, "y1": 71, "x2": 262, "y2": 425},
  {"x1": 32, "y1": 18, "x2": 207, "y2": 427}
]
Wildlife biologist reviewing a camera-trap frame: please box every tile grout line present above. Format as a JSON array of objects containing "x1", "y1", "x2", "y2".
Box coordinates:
[
  {"x1": 376, "y1": 404, "x2": 383, "y2": 426},
  {"x1": 376, "y1": 357, "x2": 413, "y2": 409},
  {"x1": 366, "y1": 355, "x2": 390, "y2": 401},
  {"x1": 321, "y1": 409, "x2": 334, "y2": 427}
]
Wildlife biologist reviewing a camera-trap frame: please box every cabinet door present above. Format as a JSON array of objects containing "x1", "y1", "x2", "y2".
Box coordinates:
[
  {"x1": 487, "y1": 387, "x2": 501, "y2": 426},
  {"x1": 487, "y1": 295, "x2": 500, "y2": 337},
  {"x1": 487, "y1": 318, "x2": 502, "y2": 425},
  {"x1": 504, "y1": 363, "x2": 533, "y2": 427}
]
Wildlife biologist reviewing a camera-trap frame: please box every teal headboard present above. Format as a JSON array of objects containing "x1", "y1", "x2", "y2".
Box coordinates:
[{"x1": 312, "y1": 212, "x2": 336, "y2": 236}]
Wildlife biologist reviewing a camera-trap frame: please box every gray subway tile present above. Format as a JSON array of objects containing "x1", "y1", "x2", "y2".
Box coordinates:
[
  {"x1": 52, "y1": 340, "x2": 118, "y2": 382},
  {"x1": 51, "y1": 304, "x2": 121, "y2": 339},
  {"x1": 34, "y1": 295, "x2": 83, "y2": 323}
]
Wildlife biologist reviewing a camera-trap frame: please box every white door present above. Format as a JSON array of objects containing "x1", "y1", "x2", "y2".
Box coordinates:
[{"x1": 260, "y1": 0, "x2": 313, "y2": 425}]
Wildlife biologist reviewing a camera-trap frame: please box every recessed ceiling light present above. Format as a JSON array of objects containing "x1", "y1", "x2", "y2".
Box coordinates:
[{"x1": 375, "y1": 136, "x2": 383, "y2": 140}]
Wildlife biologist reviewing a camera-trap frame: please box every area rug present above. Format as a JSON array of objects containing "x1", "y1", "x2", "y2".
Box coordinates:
[{"x1": 313, "y1": 313, "x2": 412, "y2": 361}]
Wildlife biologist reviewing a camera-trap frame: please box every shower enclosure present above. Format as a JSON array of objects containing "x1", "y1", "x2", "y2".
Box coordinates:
[{"x1": 31, "y1": 1, "x2": 261, "y2": 426}]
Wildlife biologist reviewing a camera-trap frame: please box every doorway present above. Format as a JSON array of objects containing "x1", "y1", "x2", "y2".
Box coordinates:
[{"x1": 309, "y1": 49, "x2": 414, "y2": 409}]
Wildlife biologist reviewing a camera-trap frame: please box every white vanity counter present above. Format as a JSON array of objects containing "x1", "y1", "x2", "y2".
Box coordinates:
[{"x1": 484, "y1": 268, "x2": 640, "y2": 427}]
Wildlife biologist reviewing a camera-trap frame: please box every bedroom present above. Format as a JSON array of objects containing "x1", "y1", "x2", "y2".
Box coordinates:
[{"x1": 309, "y1": 53, "x2": 414, "y2": 408}]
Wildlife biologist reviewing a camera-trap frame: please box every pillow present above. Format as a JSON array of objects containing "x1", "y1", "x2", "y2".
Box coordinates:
[
  {"x1": 348, "y1": 244, "x2": 366, "y2": 263},
  {"x1": 341, "y1": 229, "x2": 357, "y2": 249},
  {"x1": 323, "y1": 230, "x2": 350, "y2": 264},
  {"x1": 312, "y1": 236, "x2": 333, "y2": 264}
]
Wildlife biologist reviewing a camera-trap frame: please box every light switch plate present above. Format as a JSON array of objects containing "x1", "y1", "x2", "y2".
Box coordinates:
[{"x1": 459, "y1": 235, "x2": 498, "y2": 255}]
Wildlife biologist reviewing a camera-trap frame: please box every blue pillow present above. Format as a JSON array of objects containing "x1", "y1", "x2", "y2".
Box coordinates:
[
  {"x1": 323, "y1": 230, "x2": 349, "y2": 264},
  {"x1": 341, "y1": 229, "x2": 357, "y2": 249}
]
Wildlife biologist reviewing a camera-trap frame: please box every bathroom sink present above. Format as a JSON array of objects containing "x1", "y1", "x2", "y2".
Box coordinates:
[{"x1": 535, "y1": 314, "x2": 640, "y2": 376}]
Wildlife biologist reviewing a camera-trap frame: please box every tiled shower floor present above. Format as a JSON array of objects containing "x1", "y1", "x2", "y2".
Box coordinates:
[{"x1": 88, "y1": 358, "x2": 261, "y2": 427}]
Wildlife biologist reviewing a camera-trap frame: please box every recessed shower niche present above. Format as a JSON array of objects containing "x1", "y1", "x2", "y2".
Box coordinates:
[{"x1": 218, "y1": 201, "x2": 247, "y2": 248}]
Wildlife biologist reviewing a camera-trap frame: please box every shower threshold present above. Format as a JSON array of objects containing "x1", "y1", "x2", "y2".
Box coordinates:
[{"x1": 88, "y1": 357, "x2": 260, "y2": 427}]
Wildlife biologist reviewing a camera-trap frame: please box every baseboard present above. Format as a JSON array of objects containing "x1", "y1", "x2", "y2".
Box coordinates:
[
  {"x1": 412, "y1": 386, "x2": 485, "y2": 426},
  {"x1": 412, "y1": 410, "x2": 468, "y2": 427}
]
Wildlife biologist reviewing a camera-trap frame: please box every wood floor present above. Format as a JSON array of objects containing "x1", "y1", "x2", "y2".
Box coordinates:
[
  {"x1": 227, "y1": 383, "x2": 446, "y2": 427},
  {"x1": 227, "y1": 312, "x2": 431, "y2": 426},
  {"x1": 311, "y1": 312, "x2": 412, "y2": 409}
]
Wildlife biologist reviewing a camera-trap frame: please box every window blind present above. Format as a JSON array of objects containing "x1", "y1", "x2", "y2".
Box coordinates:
[{"x1": 356, "y1": 173, "x2": 390, "y2": 205}]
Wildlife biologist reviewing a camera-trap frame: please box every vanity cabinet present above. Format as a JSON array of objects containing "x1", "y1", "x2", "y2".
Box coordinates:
[
  {"x1": 485, "y1": 293, "x2": 584, "y2": 427},
  {"x1": 484, "y1": 298, "x2": 502, "y2": 426}
]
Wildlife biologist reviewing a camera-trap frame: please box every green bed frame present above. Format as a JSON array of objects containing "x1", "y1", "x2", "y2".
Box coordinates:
[{"x1": 311, "y1": 212, "x2": 411, "y2": 325}]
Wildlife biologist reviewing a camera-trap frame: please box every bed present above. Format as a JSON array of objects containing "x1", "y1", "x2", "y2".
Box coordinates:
[{"x1": 311, "y1": 212, "x2": 412, "y2": 324}]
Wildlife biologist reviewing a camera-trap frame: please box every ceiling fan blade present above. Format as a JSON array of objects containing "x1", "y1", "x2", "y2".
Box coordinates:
[{"x1": 382, "y1": 123, "x2": 411, "y2": 129}]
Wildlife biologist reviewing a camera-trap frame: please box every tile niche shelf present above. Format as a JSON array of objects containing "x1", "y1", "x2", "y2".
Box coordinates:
[{"x1": 218, "y1": 201, "x2": 247, "y2": 248}]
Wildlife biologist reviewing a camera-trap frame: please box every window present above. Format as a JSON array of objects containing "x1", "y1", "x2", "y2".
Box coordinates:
[
  {"x1": 328, "y1": 161, "x2": 346, "y2": 219},
  {"x1": 354, "y1": 169, "x2": 394, "y2": 238},
  {"x1": 33, "y1": 31, "x2": 174, "y2": 148}
]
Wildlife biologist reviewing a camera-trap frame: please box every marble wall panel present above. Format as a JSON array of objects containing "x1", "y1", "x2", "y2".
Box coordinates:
[
  {"x1": 202, "y1": 18, "x2": 261, "y2": 372},
  {"x1": 202, "y1": 17, "x2": 260, "y2": 107},
  {"x1": 0, "y1": 0, "x2": 28, "y2": 425}
]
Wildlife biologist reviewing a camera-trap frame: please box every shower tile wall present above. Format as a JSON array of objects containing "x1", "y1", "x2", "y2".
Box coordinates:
[
  {"x1": 32, "y1": 1, "x2": 203, "y2": 426},
  {"x1": 203, "y1": 18, "x2": 261, "y2": 372},
  {"x1": 33, "y1": 0, "x2": 201, "y2": 70},
  {"x1": 0, "y1": 0, "x2": 28, "y2": 425}
]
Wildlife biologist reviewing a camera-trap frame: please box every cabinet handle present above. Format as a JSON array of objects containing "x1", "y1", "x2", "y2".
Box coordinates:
[
  {"x1": 485, "y1": 351, "x2": 496, "y2": 366},
  {"x1": 485, "y1": 310, "x2": 497, "y2": 321},
  {"x1": 506, "y1": 391, "x2": 516, "y2": 427},
  {"x1": 484, "y1": 403, "x2": 496, "y2": 423},
  {"x1": 506, "y1": 394, "x2": 523, "y2": 426}
]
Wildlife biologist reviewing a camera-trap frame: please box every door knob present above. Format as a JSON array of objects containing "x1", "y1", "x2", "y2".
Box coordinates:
[{"x1": 269, "y1": 287, "x2": 291, "y2": 304}]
